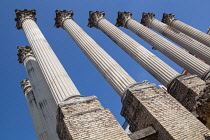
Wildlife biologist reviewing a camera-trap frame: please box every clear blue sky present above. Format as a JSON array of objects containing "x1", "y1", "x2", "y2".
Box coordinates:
[{"x1": 1, "y1": 0, "x2": 210, "y2": 139}]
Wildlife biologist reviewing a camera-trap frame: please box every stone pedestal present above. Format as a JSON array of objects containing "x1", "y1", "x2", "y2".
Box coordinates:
[
  {"x1": 115, "y1": 13, "x2": 210, "y2": 127},
  {"x1": 57, "y1": 96, "x2": 131, "y2": 140},
  {"x1": 168, "y1": 75, "x2": 210, "y2": 128},
  {"x1": 121, "y1": 82, "x2": 210, "y2": 140},
  {"x1": 162, "y1": 13, "x2": 210, "y2": 48}
]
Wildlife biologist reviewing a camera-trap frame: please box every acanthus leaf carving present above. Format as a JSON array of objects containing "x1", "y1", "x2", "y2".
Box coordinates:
[
  {"x1": 54, "y1": 10, "x2": 74, "y2": 28},
  {"x1": 17, "y1": 46, "x2": 34, "y2": 63},
  {"x1": 161, "y1": 13, "x2": 176, "y2": 25},
  {"x1": 88, "y1": 11, "x2": 105, "y2": 28},
  {"x1": 21, "y1": 78, "x2": 32, "y2": 94},
  {"x1": 116, "y1": 11, "x2": 132, "y2": 28},
  {"x1": 15, "y1": 9, "x2": 37, "y2": 30},
  {"x1": 141, "y1": 12, "x2": 155, "y2": 27}
]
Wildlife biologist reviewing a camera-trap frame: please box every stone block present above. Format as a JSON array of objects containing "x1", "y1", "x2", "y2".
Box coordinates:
[
  {"x1": 168, "y1": 75, "x2": 210, "y2": 128},
  {"x1": 57, "y1": 96, "x2": 130, "y2": 140},
  {"x1": 128, "y1": 126, "x2": 157, "y2": 140},
  {"x1": 121, "y1": 83, "x2": 210, "y2": 140}
]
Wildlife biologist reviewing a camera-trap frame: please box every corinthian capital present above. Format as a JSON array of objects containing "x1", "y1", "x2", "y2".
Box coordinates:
[
  {"x1": 15, "y1": 9, "x2": 36, "y2": 30},
  {"x1": 116, "y1": 12, "x2": 133, "y2": 28},
  {"x1": 141, "y1": 12, "x2": 155, "y2": 26},
  {"x1": 17, "y1": 46, "x2": 34, "y2": 63},
  {"x1": 161, "y1": 13, "x2": 176, "y2": 25},
  {"x1": 88, "y1": 11, "x2": 105, "y2": 28},
  {"x1": 54, "y1": 10, "x2": 74, "y2": 28},
  {"x1": 21, "y1": 79, "x2": 31, "y2": 94}
]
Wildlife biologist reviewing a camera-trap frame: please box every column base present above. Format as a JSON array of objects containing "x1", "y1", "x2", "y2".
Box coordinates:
[
  {"x1": 121, "y1": 82, "x2": 210, "y2": 140},
  {"x1": 168, "y1": 75, "x2": 210, "y2": 128},
  {"x1": 56, "y1": 96, "x2": 130, "y2": 140}
]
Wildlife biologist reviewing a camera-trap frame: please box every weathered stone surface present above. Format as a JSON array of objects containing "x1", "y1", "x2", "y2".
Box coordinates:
[
  {"x1": 168, "y1": 75, "x2": 210, "y2": 128},
  {"x1": 199, "y1": 80, "x2": 210, "y2": 129},
  {"x1": 128, "y1": 126, "x2": 157, "y2": 140},
  {"x1": 57, "y1": 96, "x2": 130, "y2": 140},
  {"x1": 121, "y1": 83, "x2": 210, "y2": 140},
  {"x1": 21, "y1": 79, "x2": 50, "y2": 140},
  {"x1": 18, "y1": 46, "x2": 59, "y2": 140}
]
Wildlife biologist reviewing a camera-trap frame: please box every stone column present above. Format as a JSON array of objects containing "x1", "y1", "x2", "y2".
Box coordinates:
[
  {"x1": 21, "y1": 79, "x2": 49, "y2": 140},
  {"x1": 162, "y1": 13, "x2": 210, "y2": 48},
  {"x1": 88, "y1": 11, "x2": 210, "y2": 130},
  {"x1": 116, "y1": 11, "x2": 210, "y2": 126},
  {"x1": 121, "y1": 82, "x2": 210, "y2": 139},
  {"x1": 15, "y1": 9, "x2": 81, "y2": 104},
  {"x1": 18, "y1": 46, "x2": 59, "y2": 140},
  {"x1": 56, "y1": 96, "x2": 131, "y2": 140},
  {"x1": 88, "y1": 11, "x2": 180, "y2": 88},
  {"x1": 55, "y1": 10, "x2": 210, "y2": 139},
  {"x1": 140, "y1": 12, "x2": 210, "y2": 65},
  {"x1": 54, "y1": 10, "x2": 133, "y2": 140},
  {"x1": 55, "y1": 10, "x2": 136, "y2": 97}
]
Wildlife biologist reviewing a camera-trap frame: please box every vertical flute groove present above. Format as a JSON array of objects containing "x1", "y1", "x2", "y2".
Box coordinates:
[
  {"x1": 18, "y1": 46, "x2": 59, "y2": 139},
  {"x1": 21, "y1": 79, "x2": 49, "y2": 140},
  {"x1": 129, "y1": 19, "x2": 210, "y2": 77},
  {"x1": 22, "y1": 19, "x2": 80, "y2": 103},
  {"x1": 162, "y1": 14, "x2": 210, "y2": 48},
  {"x1": 140, "y1": 13, "x2": 210, "y2": 79},
  {"x1": 61, "y1": 18, "x2": 136, "y2": 96},
  {"x1": 146, "y1": 18, "x2": 210, "y2": 64},
  {"x1": 93, "y1": 17, "x2": 180, "y2": 87}
]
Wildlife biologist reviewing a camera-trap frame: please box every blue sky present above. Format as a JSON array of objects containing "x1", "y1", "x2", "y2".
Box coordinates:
[{"x1": 1, "y1": 0, "x2": 210, "y2": 139}]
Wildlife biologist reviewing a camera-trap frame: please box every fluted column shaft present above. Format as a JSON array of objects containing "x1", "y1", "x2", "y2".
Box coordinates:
[
  {"x1": 19, "y1": 17, "x2": 80, "y2": 103},
  {"x1": 60, "y1": 18, "x2": 136, "y2": 97},
  {"x1": 19, "y1": 48, "x2": 59, "y2": 139},
  {"x1": 125, "y1": 18, "x2": 210, "y2": 78},
  {"x1": 162, "y1": 14, "x2": 210, "y2": 48},
  {"x1": 89, "y1": 17, "x2": 180, "y2": 87},
  {"x1": 21, "y1": 79, "x2": 49, "y2": 140},
  {"x1": 144, "y1": 17, "x2": 210, "y2": 64},
  {"x1": 16, "y1": 10, "x2": 81, "y2": 139}
]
